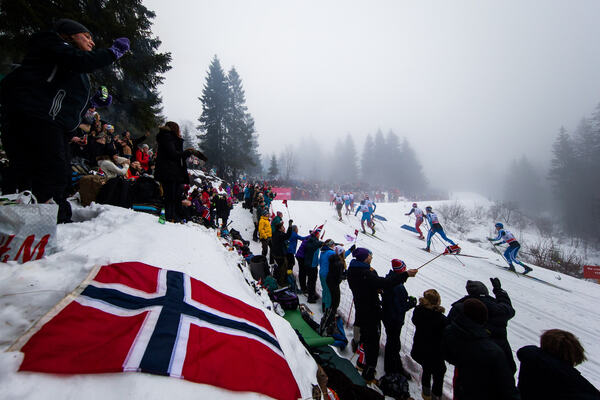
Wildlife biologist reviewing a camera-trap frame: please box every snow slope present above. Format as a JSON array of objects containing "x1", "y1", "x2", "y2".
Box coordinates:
[
  {"x1": 0, "y1": 204, "x2": 317, "y2": 400},
  {"x1": 230, "y1": 199, "x2": 600, "y2": 398}
]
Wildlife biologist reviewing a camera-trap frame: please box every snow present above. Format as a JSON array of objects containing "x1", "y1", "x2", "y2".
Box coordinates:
[
  {"x1": 232, "y1": 198, "x2": 600, "y2": 398},
  {"x1": 2, "y1": 196, "x2": 599, "y2": 400},
  {"x1": 0, "y1": 203, "x2": 316, "y2": 400}
]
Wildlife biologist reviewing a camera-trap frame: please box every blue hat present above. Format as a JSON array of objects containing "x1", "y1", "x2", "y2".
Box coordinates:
[
  {"x1": 495, "y1": 222, "x2": 504, "y2": 229},
  {"x1": 352, "y1": 247, "x2": 371, "y2": 262}
]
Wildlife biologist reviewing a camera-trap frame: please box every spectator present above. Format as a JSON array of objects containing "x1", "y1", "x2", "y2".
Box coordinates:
[
  {"x1": 303, "y1": 228, "x2": 324, "y2": 303},
  {"x1": 136, "y1": 144, "x2": 151, "y2": 171},
  {"x1": 382, "y1": 259, "x2": 417, "y2": 377},
  {"x1": 442, "y1": 298, "x2": 520, "y2": 400},
  {"x1": 285, "y1": 222, "x2": 308, "y2": 278},
  {"x1": 153, "y1": 121, "x2": 206, "y2": 222},
  {"x1": 411, "y1": 289, "x2": 449, "y2": 400},
  {"x1": 126, "y1": 160, "x2": 144, "y2": 180},
  {"x1": 318, "y1": 239, "x2": 337, "y2": 312},
  {"x1": 271, "y1": 221, "x2": 292, "y2": 286},
  {"x1": 258, "y1": 210, "x2": 272, "y2": 260},
  {"x1": 347, "y1": 247, "x2": 417, "y2": 382},
  {"x1": 0, "y1": 18, "x2": 129, "y2": 222},
  {"x1": 517, "y1": 329, "x2": 600, "y2": 400},
  {"x1": 295, "y1": 235, "x2": 309, "y2": 293},
  {"x1": 320, "y1": 243, "x2": 354, "y2": 333},
  {"x1": 448, "y1": 278, "x2": 517, "y2": 374}
]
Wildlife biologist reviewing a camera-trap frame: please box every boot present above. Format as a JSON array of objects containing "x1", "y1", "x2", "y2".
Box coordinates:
[
  {"x1": 523, "y1": 265, "x2": 533, "y2": 275},
  {"x1": 507, "y1": 265, "x2": 516, "y2": 272},
  {"x1": 422, "y1": 386, "x2": 432, "y2": 400},
  {"x1": 431, "y1": 394, "x2": 442, "y2": 400},
  {"x1": 361, "y1": 366, "x2": 377, "y2": 383}
]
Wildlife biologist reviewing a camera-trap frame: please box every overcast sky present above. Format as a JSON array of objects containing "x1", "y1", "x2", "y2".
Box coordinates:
[{"x1": 144, "y1": 0, "x2": 600, "y2": 189}]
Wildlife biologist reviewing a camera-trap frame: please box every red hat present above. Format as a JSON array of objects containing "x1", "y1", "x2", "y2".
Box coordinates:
[{"x1": 391, "y1": 259, "x2": 407, "y2": 273}]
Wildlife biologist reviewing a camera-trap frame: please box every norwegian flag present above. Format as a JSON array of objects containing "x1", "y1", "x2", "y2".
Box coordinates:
[
  {"x1": 282, "y1": 199, "x2": 288, "y2": 207},
  {"x1": 18, "y1": 262, "x2": 300, "y2": 400},
  {"x1": 354, "y1": 229, "x2": 359, "y2": 237}
]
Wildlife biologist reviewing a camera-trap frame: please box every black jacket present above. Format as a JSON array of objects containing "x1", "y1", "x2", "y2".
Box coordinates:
[
  {"x1": 154, "y1": 128, "x2": 189, "y2": 183},
  {"x1": 410, "y1": 305, "x2": 448, "y2": 367},
  {"x1": 448, "y1": 288, "x2": 517, "y2": 373},
  {"x1": 381, "y1": 270, "x2": 413, "y2": 327},
  {"x1": 0, "y1": 31, "x2": 115, "y2": 131},
  {"x1": 326, "y1": 253, "x2": 345, "y2": 287},
  {"x1": 347, "y1": 259, "x2": 408, "y2": 327},
  {"x1": 303, "y1": 235, "x2": 322, "y2": 268},
  {"x1": 517, "y1": 345, "x2": 600, "y2": 400},
  {"x1": 271, "y1": 226, "x2": 292, "y2": 258},
  {"x1": 442, "y1": 313, "x2": 520, "y2": 400}
]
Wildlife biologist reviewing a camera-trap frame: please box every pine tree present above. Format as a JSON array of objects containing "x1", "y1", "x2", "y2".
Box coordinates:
[
  {"x1": 503, "y1": 156, "x2": 545, "y2": 213},
  {"x1": 399, "y1": 138, "x2": 427, "y2": 195},
  {"x1": 268, "y1": 154, "x2": 279, "y2": 179},
  {"x1": 384, "y1": 131, "x2": 402, "y2": 187},
  {"x1": 343, "y1": 134, "x2": 359, "y2": 183},
  {"x1": 198, "y1": 56, "x2": 230, "y2": 176},
  {"x1": 0, "y1": 0, "x2": 172, "y2": 133},
  {"x1": 371, "y1": 130, "x2": 387, "y2": 185},
  {"x1": 361, "y1": 134, "x2": 376, "y2": 183}
]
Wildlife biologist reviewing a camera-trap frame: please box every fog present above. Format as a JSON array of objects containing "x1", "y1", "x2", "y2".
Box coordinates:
[{"x1": 144, "y1": 0, "x2": 600, "y2": 192}]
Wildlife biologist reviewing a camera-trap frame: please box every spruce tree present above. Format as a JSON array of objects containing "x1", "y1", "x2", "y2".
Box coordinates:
[
  {"x1": 400, "y1": 138, "x2": 427, "y2": 195},
  {"x1": 361, "y1": 134, "x2": 376, "y2": 183},
  {"x1": 0, "y1": 0, "x2": 172, "y2": 133},
  {"x1": 198, "y1": 56, "x2": 230, "y2": 176},
  {"x1": 268, "y1": 154, "x2": 279, "y2": 179},
  {"x1": 343, "y1": 134, "x2": 359, "y2": 183}
]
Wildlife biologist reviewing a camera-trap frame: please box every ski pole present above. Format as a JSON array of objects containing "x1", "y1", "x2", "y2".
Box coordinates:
[
  {"x1": 417, "y1": 252, "x2": 446, "y2": 270},
  {"x1": 346, "y1": 299, "x2": 354, "y2": 328}
]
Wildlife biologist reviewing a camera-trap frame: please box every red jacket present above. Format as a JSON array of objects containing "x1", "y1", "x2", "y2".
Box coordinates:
[{"x1": 135, "y1": 149, "x2": 150, "y2": 171}]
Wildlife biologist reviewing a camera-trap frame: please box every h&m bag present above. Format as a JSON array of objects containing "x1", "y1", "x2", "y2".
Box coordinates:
[{"x1": 0, "y1": 192, "x2": 59, "y2": 263}]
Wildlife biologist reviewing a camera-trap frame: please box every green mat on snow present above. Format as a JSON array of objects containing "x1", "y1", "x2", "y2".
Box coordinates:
[{"x1": 283, "y1": 309, "x2": 334, "y2": 348}]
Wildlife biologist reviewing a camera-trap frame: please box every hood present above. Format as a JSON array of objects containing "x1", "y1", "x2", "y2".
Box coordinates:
[{"x1": 349, "y1": 259, "x2": 370, "y2": 269}]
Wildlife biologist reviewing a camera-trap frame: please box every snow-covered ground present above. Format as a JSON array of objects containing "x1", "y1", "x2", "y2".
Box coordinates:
[
  {"x1": 2, "y1": 195, "x2": 599, "y2": 400},
  {"x1": 0, "y1": 203, "x2": 316, "y2": 400},
  {"x1": 230, "y1": 196, "x2": 600, "y2": 398}
]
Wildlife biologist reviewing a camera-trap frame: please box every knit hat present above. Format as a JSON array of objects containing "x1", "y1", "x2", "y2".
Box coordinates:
[
  {"x1": 352, "y1": 247, "x2": 371, "y2": 262},
  {"x1": 466, "y1": 280, "x2": 489, "y2": 297},
  {"x1": 391, "y1": 259, "x2": 407, "y2": 273},
  {"x1": 463, "y1": 298, "x2": 488, "y2": 325},
  {"x1": 53, "y1": 18, "x2": 91, "y2": 36},
  {"x1": 324, "y1": 239, "x2": 335, "y2": 248},
  {"x1": 334, "y1": 245, "x2": 345, "y2": 255}
]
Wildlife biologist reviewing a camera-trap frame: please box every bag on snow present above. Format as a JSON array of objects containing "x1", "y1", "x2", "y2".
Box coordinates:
[
  {"x1": 0, "y1": 191, "x2": 58, "y2": 264},
  {"x1": 378, "y1": 373, "x2": 410, "y2": 400},
  {"x1": 78, "y1": 175, "x2": 107, "y2": 206},
  {"x1": 96, "y1": 177, "x2": 133, "y2": 208},
  {"x1": 272, "y1": 287, "x2": 299, "y2": 310},
  {"x1": 248, "y1": 255, "x2": 270, "y2": 281}
]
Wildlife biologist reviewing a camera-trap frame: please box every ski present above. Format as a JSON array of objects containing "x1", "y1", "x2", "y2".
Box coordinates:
[
  {"x1": 492, "y1": 265, "x2": 571, "y2": 292},
  {"x1": 363, "y1": 232, "x2": 385, "y2": 242},
  {"x1": 454, "y1": 253, "x2": 488, "y2": 259}
]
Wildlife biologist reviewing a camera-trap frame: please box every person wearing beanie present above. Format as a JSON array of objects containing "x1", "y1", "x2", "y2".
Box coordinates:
[
  {"x1": 382, "y1": 259, "x2": 418, "y2": 377},
  {"x1": 347, "y1": 249, "x2": 418, "y2": 382},
  {"x1": 442, "y1": 298, "x2": 520, "y2": 400},
  {"x1": 448, "y1": 278, "x2": 517, "y2": 374},
  {"x1": 0, "y1": 18, "x2": 130, "y2": 223},
  {"x1": 318, "y1": 239, "x2": 337, "y2": 311},
  {"x1": 303, "y1": 228, "x2": 324, "y2": 303},
  {"x1": 411, "y1": 289, "x2": 449, "y2": 400}
]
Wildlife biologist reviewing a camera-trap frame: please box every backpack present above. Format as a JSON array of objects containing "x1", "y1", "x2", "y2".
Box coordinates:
[
  {"x1": 96, "y1": 177, "x2": 133, "y2": 208},
  {"x1": 272, "y1": 288, "x2": 299, "y2": 310},
  {"x1": 78, "y1": 175, "x2": 107, "y2": 206},
  {"x1": 131, "y1": 176, "x2": 161, "y2": 203},
  {"x1": 378, "y1": 373, "x2": 410, "y2": 400}
]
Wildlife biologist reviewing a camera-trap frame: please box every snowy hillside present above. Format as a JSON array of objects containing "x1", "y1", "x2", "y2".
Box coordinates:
[
  {"x1": 0, "y1": 204, "x2": 317, "y2": 400},
  {"x1": 229, "y1": 197, "x2": 600, "y2": 398}
]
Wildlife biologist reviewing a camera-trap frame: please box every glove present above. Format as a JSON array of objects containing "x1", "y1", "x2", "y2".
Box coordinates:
[
  {"x1": 490, "y1": 277, "x2": 502, "y2": 290},
  {"x1": 109, "y1": 37, "x2": 130, "y2": 59},
  {"x1": 407, "y1": 296, "x2": 417, "y2": 309},
  {"x1": 349, "y1": 244, "x2": 356, "y2": 252}
]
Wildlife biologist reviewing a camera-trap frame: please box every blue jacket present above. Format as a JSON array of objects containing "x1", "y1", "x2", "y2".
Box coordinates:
[
  {"x1": 287, "y1": 231, "x2": 308, "y2": 254},
  {"x1": 319, "y1": 246, "x2": 336, "y2": 278},
  {"x1": 382, "y1": 270, "x2": 411, "y2": 327}
]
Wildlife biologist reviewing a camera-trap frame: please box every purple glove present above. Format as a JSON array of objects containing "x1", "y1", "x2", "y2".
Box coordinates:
[{"x1": 109, "y1": 37, "x2": 130, "y2": 59}]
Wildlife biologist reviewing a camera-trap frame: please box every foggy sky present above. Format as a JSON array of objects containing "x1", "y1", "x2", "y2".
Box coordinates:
[{"x1": 144, "y1": 0, "x2": 600, "y2": 189}]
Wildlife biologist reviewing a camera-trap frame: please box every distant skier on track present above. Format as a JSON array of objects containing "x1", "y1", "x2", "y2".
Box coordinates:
[
  {"x1": 405, "y1": 202, "x2": 425, "y2": 240},
  {"x1": 355, "y1": 199, "x2": 376, "y2": 234},
  {"x1": 489, "y1": 222, "x2": 532, "y2": 275},
  {"x1": 424, "y1": 206, "x2": 459, "y2": 253}
]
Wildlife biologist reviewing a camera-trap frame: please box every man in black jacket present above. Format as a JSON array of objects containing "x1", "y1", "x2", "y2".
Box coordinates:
[
  {"x1": 0, "y1": 18, "x2": 129, "y2": 222},
  {"x1": 448, "y1": 278, "x2": 517, "y2": 374},
  {"x1": 442, "y1": 298, "x2": 520, "y2": 400},
  {"x1": 347, "y1": 247, "x2": 418, "y2": 382},
  {"x1": 303, "y1": 229, "x2": 323, "y2": 303},
  {"x1": 271, "y1": 221, "x2": 292, "y2": 286}
]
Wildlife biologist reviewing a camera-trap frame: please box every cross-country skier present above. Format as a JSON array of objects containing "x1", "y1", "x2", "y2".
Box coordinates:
[
  {"x1": 405, "y1": 202, "x2": 425, "y2": 240},
  {"x1": 424, "y1": 206, "x2": 459, "y2": 253},
  {"x1": 349, "y1": 192, "x2": 355, "y2": 212},
  {"x1": 343, "y1": 193, "x2": 351, "y2": 215},
  {"x1": 355, "y1": 199, "x2": 376, "y2": 234},
  {"x1": 334, "y1": 193, "x2": 344, "y2": 221},
  {"x1": 489, "y1": 223, "x2": 532, "y2": 274}
]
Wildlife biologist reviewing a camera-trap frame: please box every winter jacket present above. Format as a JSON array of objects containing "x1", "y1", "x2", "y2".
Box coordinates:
[
  {"x1": 381, "y1": 271, "x2": 413, "y2": 327},
  {"x1": 347, "y1": 259, "x2": 408, "y2": 327},
  {"x1": 271, "y1": 226, "x2": 292, "y2": 258},
  {"x1": 258, "y1": 216, "x2": 272, "y2": 240},
  {"x1": 286, "y1": 231, "x2": 308, "y2": 254},
  {"x1": 271, "y1": 215, "x2": 282, "y2": 235},
  {"x1": 303, "y1": 235, "x2": 322, "y2": 268},
  {"x1": 517, "y1": 345, "x2": 600, "y2": 400},
  {"x1": 215, "y1": 195, "x2": 230, "y2": 218},
  {"x1": 410, "y1": 305, "x2": 449, "y2": 367},
  {"x1": 135, "y1": 149, "x2": 150, "y2": 171},
  {"x1": 154, "y1": 128, "x2": 189, "y2": 184},
  {"x1": 448, "y1": 288, "x2": 517, "y2": 373},
  {"x1": 442, "y1": 313, "x2": 520, "y2": 400},
  {"x1": 0, "y1": 31, "x2": 116, "y2": 131},
  {"x1": 295, "y1": 238, "x2": 308, "y2": 258},
  {"x1": 318, "y1": 246, "x2": 336, "y2": 278},
  {"x1": 326, "y1": 253, "x2": 346, "y2": 287}
]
